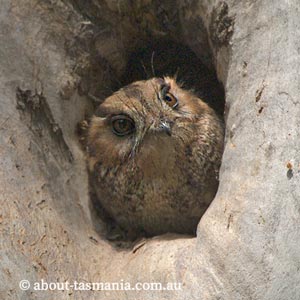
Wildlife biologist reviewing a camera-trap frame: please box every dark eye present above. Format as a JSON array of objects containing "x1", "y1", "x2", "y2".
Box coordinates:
[
  {"x1": 163, "y1": 92, "x2": 178, "y2": 108},
  {"x1": 111, "y1": 115, "x2": 135, "y2": 136},
  {"x1": 159, "y1": 84, "x2": 178, "y2": 109}
]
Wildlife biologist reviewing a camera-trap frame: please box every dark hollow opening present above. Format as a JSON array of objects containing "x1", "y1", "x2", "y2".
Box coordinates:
[
  {"x1": 86, "y1": 36, "x2": 225, "y2": 245},
  {"x1": 121, "y1": 39, "x2": 225, "y2": 116}
]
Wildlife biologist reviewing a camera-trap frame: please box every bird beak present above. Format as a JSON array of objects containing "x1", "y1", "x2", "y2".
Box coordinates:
[{"x1": 159, "y1": 120, "x2": 172, "y2": 136}]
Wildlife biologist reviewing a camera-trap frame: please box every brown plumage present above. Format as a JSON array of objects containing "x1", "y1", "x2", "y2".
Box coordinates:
[{"x1": 85, "y1": 77, "x2": 224, "y2": 239}]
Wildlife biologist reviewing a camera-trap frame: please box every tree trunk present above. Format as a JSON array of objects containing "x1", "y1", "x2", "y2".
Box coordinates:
[{"x1": 1, "y1": 0, "x2": 299, "y2": 299}]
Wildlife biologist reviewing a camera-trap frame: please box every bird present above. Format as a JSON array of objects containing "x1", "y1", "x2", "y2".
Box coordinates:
[{"x1": 84, "y1": 76, "x2": 224, "y2": 240}]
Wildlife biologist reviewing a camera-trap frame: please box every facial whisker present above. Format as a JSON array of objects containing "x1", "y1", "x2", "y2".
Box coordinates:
[
  {"x1": 140, "y1": 59, "x2": 149, "y2": 79},
  {"x1": 129, "y1": 124, "x2": 148, "y2": 160},
  {"x1": 151, "y1": 51, "x2": 156, "y2": 77},
  {"x1": 149, "y1": 78, "x2": 163, "y2": 108},
  {"x1": 127, "y1": 91, "x2": 146, "y2": 120},
  {"x1": 115, "y1": 93, "x2": 140, "y2": 117}
]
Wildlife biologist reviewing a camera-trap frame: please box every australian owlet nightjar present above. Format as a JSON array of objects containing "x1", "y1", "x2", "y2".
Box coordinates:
[{"x1": 86, "y1": 77, "x2": 224, "y2": 238}]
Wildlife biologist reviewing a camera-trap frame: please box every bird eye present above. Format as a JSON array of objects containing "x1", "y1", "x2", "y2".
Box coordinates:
[
  {"x1": 111, "y1": 115, "x2": 135, "y2": 136},
  {"x1": 163, "y1": 92, "x2": 178, "y2": 108},
  {"x1": 159, "y1": 84, "x2": 178, "y2": 109}
]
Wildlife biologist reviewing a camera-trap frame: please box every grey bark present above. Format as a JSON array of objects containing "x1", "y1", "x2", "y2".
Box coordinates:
[{"x1": 0, "y1": 0, "x2": 299, "y2": 299}]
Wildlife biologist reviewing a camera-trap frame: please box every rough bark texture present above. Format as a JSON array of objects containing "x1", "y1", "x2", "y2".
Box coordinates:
[{"x1": 1, "y1": 0, "x2": 299, "y2": 299}]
